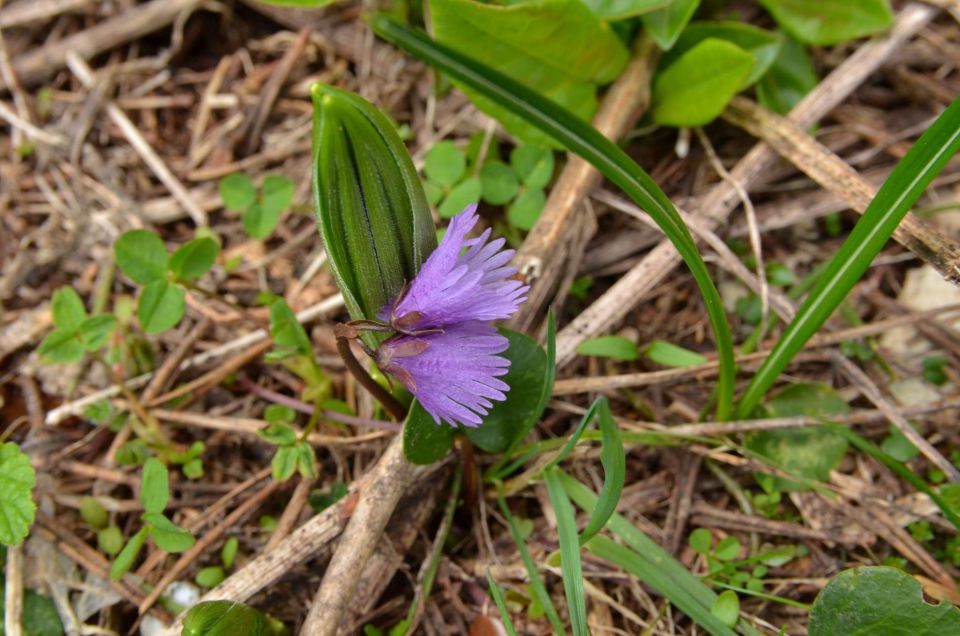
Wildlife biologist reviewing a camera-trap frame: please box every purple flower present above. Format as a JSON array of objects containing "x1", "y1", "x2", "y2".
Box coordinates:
[{"x1": 374, "y1": 205, "x2": 528, "y2": 427}]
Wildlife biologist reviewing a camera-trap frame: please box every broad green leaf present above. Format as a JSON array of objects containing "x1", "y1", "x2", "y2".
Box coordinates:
[
  {"x1": 480, "y1": 160, "x2": 520, "y2": 205},
  {"x1": 465, "y1": 328, "x2": 547, "y2": 453},
  {"x1": 510, "y1": 144, "x2": 554, "y2": 189},
  {"x1": 272, "y1": 446, "x2": 300, "y2": 481},
  {"x1": 660, "y1": 21, "x2": 783, "y2": 88},
  {"x1": 711, "y1": 591, "x2": 740, "y2": 628},
  {"x1": 220, "y1": 172, "x2": 257, "y2": 211},
  {"x1": 243, "y1": 202, "x2": 280, "y2": 239},
  {"x1": 143, "y1": 512, "x2": 196, "y2": 552},
  {"x1": 544, "y1": 469, "x2": 589, "y2": 636},
  {"x1": 50, "y1": 286, "x2": 87, "y2": 330},
  {"x1": 38, "y1": 328, "x2": 84, "y2": 364},
  {"x1": 424, "y1": 141, "x2": 466, "y2": 187},
  {"x1": 430, "y1": 0, "x2": 628, "y2": 148},
  {"x1": 745, "y1": 383, "x2": 849, "y2": 491},
  {"x1": 19, "y1": 589, "x2": 66, "y2": 636},
  {"x1": 759, "y1": 0, "x2": 893, "y2": 46},
  {"x1": 714, "y1": 536, "x2": 741, "y2": 561},
  {"x1": 258, "y1": 423, "x2": 298, "y2": 446},
  {"x1": 196, "y1": 566, "x2": 226, "y2": 588},
  {"x1": 114, "y1": 230, "x2": 168, "y2": 285},
  {"x1": 110, "y1": 526, "x2": 148, "y2": 580},
  {"x1": 137, "y1": 279, "x2": 186, "y2": 334},
  {"x1": 78, "y1": 315, "x2": 117, "y2": 351},
  {"x1": 644, "y1": 340, "x2": 707, "y2": 367},
  {"x1": 140, "y1": 457, "x2": 169, "y2": 514},
  {"x1": 506, "y1": 187, "x2": 545, "y2": 230},
  {"x1": 640, "y1": 0, "x2": 701, "y2": 50},
  {"x1": 183, "y1": 600, "x2": 288, "y2": 636},
  {"x1": 576, "y1": 335, "x2": 638, "y2": 361},
  {"x1": 0, "y1": 443, "x2": 36, "y2": 546},
  {"x1": 809, "y1": 567, "x2": 960, "y2": 635},
  {"x1": 581, "y1": 0, "x2": 668, "y2": 21},
  {"x1": 311, "y1": 84, "x2": 436, "y2": 348},
  {"x1": 169, "y1": 238, "x2": 219, "y2": 281},
  {"x1": 881, "y1": 426, "x2": 920, "y2": 462},
  {"x1": 402, "y1": 402, "x2": 455, "y2": 465},
  {"x1": 261, "y1": 174, "x2": 295, "y2": 217},
  {"x1": 438, "y1": 176, "x2": 482, "y2": 218},
  {"x1": 757, "y1": 36, "x2": 817, "y2": 115},
  {"x1": 735, "y1": 97, "x2": 960, "y2": 417},
  {"x1": 652, "y1": 38, "x2": 754, "y2": 127}
]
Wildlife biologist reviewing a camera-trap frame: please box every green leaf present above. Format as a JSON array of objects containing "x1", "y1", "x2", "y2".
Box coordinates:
[
  {"x1": 110, "y1": 526, "x2": 148, "y2": 580},
  {"x1": 581, "y1": 0, "x2": 669, "y2": 21},
  {"x1": 272, "y1": 446, "x2": 300, "y2": 481},
  {"x1": 268, "y1": 298, "x2": 313, "y2": 359},
  {"x1": 809, "y1": 567, "x2": 960, "y2": 635},
  {"x1": 486, "y1": 571, "x2": 519, "y2": 636},
  {"x1": 264, "y1": 404, "x2": 297, "y2": 424},
  {"x1": 80, "y1": 496, "x2": 109, "y2": 529},
  {"x1": 714, "y1": 536, "x2": 741, "y2": 561},
  {"x1": 544, "y1": 470, "x2": 589, "y2": 636},
  {"x1": 757, "y1": 36, "x2": 817, "y2": 115},
  {"x1": 144, "y1": 512, "x2": 195, "y2": 553},
  {"x1": 220, "y1": 172, "x2": 257, "y2": 211},
  {"x1": 50, "y1": 286, "x2": 87, "y2": 330},
  {"x1": 577, "y1": 398, "x2": 625, "y2": 546},
  {"x1": 309, "y1": 481, "x2": 349, "y2": 513},
  {"x1": 423, "y1": 180, "x2": 444, "y2": 205},
  {"x1": 38, "y1": 328, "x2": 84, "y2": 364},
  {"x1": 510, "y1": 145, "x2": 554, "y2": 189},
  {"x1": 196, "y1": 566, "x2": 226, "y2": 588},
  {"x1": 261, "y1": 175, "x2": 295, "y2": 217},
  {"x1": 640, "y1": 0, "x2": 701, "y2": 50},
  {"x1": 97, "y1": 525, "x2": 124, "y2": 556},
  {"x1": 372, "y1": 16, "x2": 736, "y2": 421},
  {"x1": 221, "y1": 536, "x2": 239, "y2": 569},
  {"x1": 183, "y1": 458, "x2": 204, "y2": 480},
  {"x1": 660, "y1": 21, "x2": 783, "y2": 88},
  {"x1": 644, "y1": 340, "x2": 707, "y2": 367},
  {"x1": 506, "y1": 187, "x2": 546, "y2": 230},
  {"x1": 78, "y1": 315, "x2": 117, "y2": 351},
  {"x1": 403, "y1": 402, "x2": 456, "y2": 465},
  {"x1": 922, "y1": 355, "x2": 949, "y2": 386},
  {"x1": 295, "y1": 441, "x2": 317, "y2": 479},
  {"x1": 576, "y1": 335, "x2": 638, "y2": 361},
  {"x1": 0, "y1": 443, "x2": 36, "y2": 546},
  {"x1": 20, "y1": 589, "x2": 65, "y2": 636},
  {"x1": 140, "y1": 457, "x2": 169, "y2": 514},
  {"x1": 137, "y1": 279, "x2": 185, "y2": 334},
  {"x1": 881, "y1": 426, "x2": 920, "y2": 462},
  {"x1": 711, "y1": 590, "x2": 740, "y2": 628},
  {"x1": 480, "y1": 160, "x2": 520, "y2": 205},
  {"x1": 243, "y1": 202, "x2": 280, "y2": 240},
  {"x1": 689, "y1": 527, "x2": 712, "y2": 554},
  {"x1": 424, "y1": 141, "x2": 466, "y2": 187},
  {"x1": 430, "y1": 0, "x2": 628, "y2": 148},
  {"x1": 183, "y1": 600, "x2": 287, "y2": 636},
  {"x1": 311, "y1": 84, "x2": 437, "y2": 349},
  {"x1": 759, "y1": 0, "x2": 893, "y2": 46},
  {"x1": 114, "y1": 230, "x2": 168, "y2": 285},
  {"x1": 652, "y1": 38, "x2": 754, "y2": 127},
  {"x1": 169, "y1": 238, "x2": 219, "y2": 281},
  {"x1": 465, "y1": 328, "x2": 547, "y2": 453},
  {"x1": 438, "y1": 176, "x2": 482, "y2": 219},
  {"x1": 258, "y1": 423, "x2": 298, "y2": 446}
]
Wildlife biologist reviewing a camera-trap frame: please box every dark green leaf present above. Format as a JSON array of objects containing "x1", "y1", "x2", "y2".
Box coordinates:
[
  {"x1": 506, "y1": 187, "x2": 546, "y2": 230},
  {"x1": 0, "y1": 443, "x2": 36, "y2": 546},
  {"x1": 110, "y1": 526, "x2": 148, "y2": 580},
  {"x1": 424, "y1": 141, "x2": 466, "y2": 187},
  {"x1": 652, "y1": 38, "x2": 754, "y2": 127},
  {"x1": 438, "y1": 176, "x2": 482, "y2": 219},
  {"x1": 660, "y1": 22, "x2": 783, "y2": 88},
  {"x1": 403, "y1": 402, "x2": 455, "y2": 465},
  {"x1": 430, "y1": 0, "x2": 628, "y2": 147},
  {"x1": 220, "y1": 173, "x2": 257, "y2": 211},
  {"x1": 260, "y1": 175, "x2": 295, "y2": 216},
  {"x1": 21, "y1": 589, "x2": 65, "y2": 636},
  {"x1": 50, "y1": 286, "x2": 87, "y2": 330},
  {"x1": 78, "y1": 315, "x2": 117, "y2": 351},
  {"x1": 640, "y1": 0, "x2": 701, "y2": 50},
  {"x1": 576, "y1": 335, "x2": 638, "y2": 360},
  {"x1": 114, "y1": 230, "x2": 168, "y2": 285},
  {"x1": 759, "y1": 0, "x2": 893, "y2": 46},
  {"x1": 644, "y1": 340, "x2": 707, "y2": 367},
  {"x1": 140, "y1": 457, "x2": 169, "y2": 514},
  {"x1": 38, "y1": 328, "x2": 84, "y2": 364},
  {"x1": 756, "y1": 36, "x2": 817, "y2": 115},
  {"x1": 809, "y1": 567, "x2": 960, "y2": 635},
  {"x1": 922, "y1": 355, "x2": 949, "y2": 386},
  {"x1": 169, "y1": 238, "x2": 219, "y2": 281},
  {"x1": 311, "y1": 84, "x2": 436, "y2": 348},
  {"x1": 144, "y1": 512, "x2": 195, "y2": 552},
  {"x1": 138, "y1": 280, "x2": 185, "y2": 334},
  {"x1": 480, "y1": 160, "x2": 520, "y2": 205}
]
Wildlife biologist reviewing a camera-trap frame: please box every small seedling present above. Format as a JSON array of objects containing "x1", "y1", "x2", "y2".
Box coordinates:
[{"x1": 220, "y1": 172, "x2": 295, "y2": 239}]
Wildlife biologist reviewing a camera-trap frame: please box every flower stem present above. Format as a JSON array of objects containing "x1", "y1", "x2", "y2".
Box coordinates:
[{"x1": 336, "y1": 335, "x2": 407, "y2": 421}]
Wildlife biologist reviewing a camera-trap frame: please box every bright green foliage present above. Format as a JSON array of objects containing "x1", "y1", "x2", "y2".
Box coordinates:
[
  {"x1": 110, "y1": 526, "x2": 148, "y2": 580},
  {"x1": 220, "y1": 172, "x2": 294, "y2": 239},
  {"x1": 661, "y1": 22, "x2": 783, "y2": 88},
  {"x1": 169, "y1": 238, "x2": 219, "y2": 281},
  {"x1": 757, "y1": 36, "x2": 817, "y2": 114},
  {"x1": 507, "y1": 188, "x2": 546, "y2": 230},
  {"x1": 98, "y1": 525, "x2": 124, "y2": 556},
  {"x1": 809, "y1": 567, "x2": 960, "y2": 635},
  {"x1": 220, "y1": 172, "x2": 257, "y2": 210},
  {"x1": 644, "y1": 340, "x2": 707, "y2": 367},
  {"x1": 141, "y1": 457, "x2": 169, "y2": 514},
  {"x1": 182, "y1": 600, "x2": 289, "y2": 636},
  {"x1": 265, "y1": 298, "x2": 313, "y2": 361},
  {"x1": 745, "y1": 383, "x2": 850, "y2": 491},
  {"x1": 640, "y1": 0, "x2": 701, "y2": 50},
  {"x1": 144, "y1": 512, "x2": 195, "y2": 552},
  {"x1": 50, "y1": 286, "x2": 86, "y2": 330},
  {"x1": 880, "y1": 426, "x2": 920, "y2": 462},
  {"x1": 196, "y1": 566, "x2": 226, "y2": 588},
  {"x1": 439, "y1": 176, "x2": 481, "y2": 218},
  {"x1": 576, "y1": 335, "x2": 638, "y2": 361},
  {"x1": 652, "y1": 38, "x2": 754, "y2": 127},
  {"x1": 39, "y1": 287, "x2": 118, "y2": 363},
  {"x1": 711, "y1": 591, "x2": 740, "y2": 628},
  {"x1": 480, "y1": 161, "x2": 519, "y2": 205},
  {"x1": 0, "y1": 443, "x2": 36, "y2": 546},
  {"x1": 114, "y1": 230, "x2": 168, "y2": 284},
  {"x1": 222, "y1": 536, "x2": 239, "y2": 569},
  {"x1": 425, "y1": 141, "x2": 466, "y2": 187},
  {"x1": 581, "y1": 0, "x2": 667, "y2": 21},
  {"x1": 138, "y1": 280, "x2": 185, "y2": 334},
  {"x1": 759, "y1": 0, "x2": 893, "y2": 46},
  {"x1": 511, "y1": 144, "x2": 554, "y2": 189},
  {"x1": 430, "y1": 0, "x2": 627, "y2": 147},
  {"x1": 80, "y1": 496, "x2": 109, "y2": 529}
]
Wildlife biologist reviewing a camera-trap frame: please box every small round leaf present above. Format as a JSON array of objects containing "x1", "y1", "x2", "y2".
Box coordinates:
[
  {"x1": 424, "y1": 141, "x2": 466, "y2": 187},
  {"x1": 480, "y1": 161, "x2": 520, "y2": 205},
  {"x1": 220, "y1": 173, "x2": 257, "y2": 211},
  {"x1": 260, "y1": 175, "x2": 295, "y2": 216},
  {"x1": 438, "y1": 176, "x2": 482, "y2": 219},
  {"x1": 507, "y1": 187, "x2": 546, "y2": 230},
  {"x1": 114, "y1": 230, "x2": 168, "y2": 285},
  {"x1": 169, "y1": 238, "x2": 219, "y2": 281},
  {"x1": 137, "y1": 280, "x2": 186, "y2": 334}
]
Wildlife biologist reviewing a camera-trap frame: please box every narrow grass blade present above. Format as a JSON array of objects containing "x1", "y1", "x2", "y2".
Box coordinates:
[
  {"x1": 371, "y1": 15, "x2": 736, "y2": 421},
  {"x1": 544, "y1": 469, "x2": 589, "y2": 636},
  {"x1": 735, "y1": 97, "x2": 960, "y2": 417},
  {"x1": 544, "y1": 396, "x2": 605, "y2": 471},
  {"x1": 578, "y1": 399, "x2": 624, "y2": 545},
  {"x1": 486, "y1": 570, "x2": 519, "y2": 636},
  {"x1": 496, "y1": 491, "x2": 567, "y2": 635}
]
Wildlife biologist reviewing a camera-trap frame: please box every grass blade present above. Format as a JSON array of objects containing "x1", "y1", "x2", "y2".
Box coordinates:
[
  {"x1": 371, "y1": 14, "x2": 736, "y2": 421},
  {"x1": 544, "y1": 469, "x2": 589, "y2": 636},
  {"x1": 486, "y1": 570, "x2": 519, "y2": 636},
  {"x1": 735, "y1": 97, "x2": 960, "y2": 417},
  {"x1": 578, "y1": 398, "x2": 624, "y2": 545}
]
